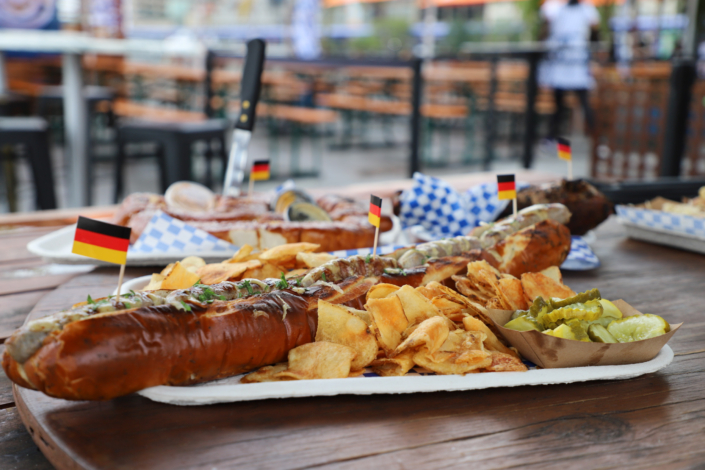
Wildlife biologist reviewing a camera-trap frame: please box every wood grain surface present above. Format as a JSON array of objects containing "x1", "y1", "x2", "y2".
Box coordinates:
[{"x1": 2, "y1": 217, "x2": 703, "y2": 469}]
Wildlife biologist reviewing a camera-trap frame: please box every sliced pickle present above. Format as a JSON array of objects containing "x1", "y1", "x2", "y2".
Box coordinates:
[
  {"x1": 504, "y1": 315, "x2": 541, "y2": 332},
  {"x1": 599, "y1": 299, "x2": 623, "y2": 319},
  {"x1": 588, "y1": 324, "x2": 618, "y2": 343},
  {"x1": 538, "y1": 300, "x2": 603, "y2": 330},
  {"x1": 511, "y1": 309, "x2": 530, "y2": 321},
  {"x1": 528, "y1": 296, "x2": 551, "y2": 318},
  {"x1": 549, "y1": 288, "x2": 601, "y2": 310},
  {"x1": 590, "y1": 316, "x2": 614, "y2": 328},
  {"x1": 607, "y1": 314, "x2": 670, "y2": 343},
  {"x1": 544, "y1": 319, "x2": 590, "y2": 342}
]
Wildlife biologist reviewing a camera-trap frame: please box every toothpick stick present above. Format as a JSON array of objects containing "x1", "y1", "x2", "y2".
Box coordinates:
[
  {"x1": 116, "y1": 264, "x2": 126, "y2": 298},
  {"x1": 248, "y1": 175, "x2": 255, "y2": 198},
  {"x1": 512, "y1": 198, "x2": 518, "y2": 217},
  {"x1": 373, "y1": 225, "x2": 380, "y2": 256},
  {"x1": 567, "y1": 158, "x2": 573, "y2": 180}
]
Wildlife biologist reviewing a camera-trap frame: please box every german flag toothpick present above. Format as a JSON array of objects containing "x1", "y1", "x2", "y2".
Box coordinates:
[
  {"x1": 72, "y1": 216, "x2": 131, "y2": 296},
  {"x1": 557, "y1": 138, "x2": 573, "y2": 180},
  {"x1": 248, "y1": 159, "x2": 270, "y2": 197},
  {"x1": 497, "y1": 174, "x2": 518, "y2": 216},
  {"x1": 369, "y1": 195, "x2": 382, "y2": 255}
]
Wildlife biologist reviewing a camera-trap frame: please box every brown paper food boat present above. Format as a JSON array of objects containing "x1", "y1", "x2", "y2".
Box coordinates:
[{"x1": 487, "y1": 300, "x2": 681, "y2": 368}]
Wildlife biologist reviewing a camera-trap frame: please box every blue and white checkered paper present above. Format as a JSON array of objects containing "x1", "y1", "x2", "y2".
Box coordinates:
[
  {"x1": 398, "y1": 172, "x2": 530, "y2": 238},
  {"x1": 616, "y1": 205, "x2": 705, "y2": 238},
  {"x1": 130, "y1": 211, "x2": 236, "y2": 254}
]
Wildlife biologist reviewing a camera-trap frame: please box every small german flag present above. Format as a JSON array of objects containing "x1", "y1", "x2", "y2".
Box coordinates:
[
  {"x1": 369, "y1": 195, "x2": 382, "y2": 228},
  {"x1": 72, "y1": 216, "x2": 131, "y2": 265},
  {"x1": 497, "y1": 174, "x2": 516, "y2": 201},
  {"x1": 251, "y1": 160, "x2": 270, "y2": 181},
  {"x1": 557, "y1": 138, "x2": 572, "y2": 161}
]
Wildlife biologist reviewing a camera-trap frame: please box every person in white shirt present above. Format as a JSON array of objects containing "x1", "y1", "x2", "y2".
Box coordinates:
[{"x1": 542, "y1": 0, "x2": 600, "y2": 139}]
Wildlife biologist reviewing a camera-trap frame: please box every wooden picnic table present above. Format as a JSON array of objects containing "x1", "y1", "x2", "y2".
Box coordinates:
[{"x1": 1, "y1": 188, "x2": 704, "y2": 468}]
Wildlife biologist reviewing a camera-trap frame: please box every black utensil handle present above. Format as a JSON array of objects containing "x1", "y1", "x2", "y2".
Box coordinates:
[{"x1": 236, "y1": 38, "x2": 266, "y2": 131}]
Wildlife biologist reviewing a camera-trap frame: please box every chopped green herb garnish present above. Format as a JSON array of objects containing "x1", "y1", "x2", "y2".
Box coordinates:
[
  {"x1": 129, "y1": 290, "x2": 136, "y2": 297},
  {"x1": 123, "y1": 302, "x2": 132, "y2": 308},
  {"x1": 276, "y1": 273, "x2": 288, "y2": 290},
  {"x1": 365, "y1": 254, "x2": 372, "y2": 264},
  {"x1": 216, "y1": 295, "x2": 226, "y2": 301},
  {"x1": 321, "y1": 272, "x2": 327, "y2": 282},
  {"x1": 296, "y1": 277, "x2": 303, "y2": 287},
  {"x1": 241, "y1": 280, "x2": 253, "y2": 295},
  {"x1": 86, "y1": 295, "x2": 95, "y2": 305},
  {"x1": 179, "y1": 300, "x2": 192, "y2": 312}
]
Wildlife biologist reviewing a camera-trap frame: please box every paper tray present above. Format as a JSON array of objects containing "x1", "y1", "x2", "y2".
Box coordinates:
[{"x1": 137, "y1": 345, "x2": 673, "y2": 406}]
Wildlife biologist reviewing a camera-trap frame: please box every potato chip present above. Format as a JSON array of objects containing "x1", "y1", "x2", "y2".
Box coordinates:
[
  {"x1": 467, "y1": 259, "x2": 501, "y2": 278},
  {"x1": 161, "y1": 262, "x2": 201, "y2": 289},
  {"x1": 160, "y1": 263, "x2": 175, "y2": 277},
  {"x1": 486, "y1": 297, "x2": 506, "y2": 310},
  {"x1": 366, "y1": 283, "x2": 400, "y2": 301},
  {"x1": 415, "y1": 286, "x2": 437, "y2": 301},
  {"x1": 239, "y1": 262, "x2": 283, "y2": 281},
  {"x1": 370, "y1": 350, "x2": 415, "y2": 377},
  {"x1": 483, "y1": 351, "x2": 528, "y2": 372},
  {"x1": 498, "y1": 278, "x2": 529, "y2": 310},
  {"x1": 412, "y1": 330, "x2": 492, "y2": 375},
  {"x1": 275, "y1": 342, "x2": 356, "y2": 380},
  {"x1": 296, "y1": 251, "x2": 338, "y2": 269},
  {"x1": 540, "y1": 266, "x2": 563, "y2": 284},
  {"x1": 393, "y1": 316, "x2": 451, "y2": 356},
  {"x1": 240, "y1": 363, "x2": 291, "y2": 383},
  {"x1": 197, "y1": 260, "x2": 262, "y2": 285},
  {"x1": 180, "y1": 256, "x2": 206, "y2": 273},
  {"x1": 316, "y1": 300, "x2": 378, "y2": 370},
  {"x1": 366, "y1": 295, "x2": 408, "y2": 355},
  {"x1": 453, "y1": 276, "x2": 491, "y2": 304},
  {"x1": 463, "y1": 316, "x2": 517, "y2": 358},
  {"x1": 431, "y1": 297, "x2": 465, "y2": 321},
  {"x1": 285, "y1": 268, "x2": 309, "y2": 279},
  {"x1": 394, "y1": 285, "x2": 441, "y2": 325},
  {"x1": 521, "y1": 272, "x2": 576, "y2": 301},
  {"x1": 226, "y1": 244, "x2": 255, "y2": 263},
  {"x1": 143, "y1": 273, "x2": 165, "y2": 291},
  {"x1": 478, "y1": 270, "x2": 513, "y2": 310},
  {"x1": 339, "y1": 305, "x2": 372, "y2": 326},
  {"x1": 259, "y1": 242, "x2": 320, "y2": 263},
  {"x1": 348, "y1": 368, "x2": 366, "y2": 378}
]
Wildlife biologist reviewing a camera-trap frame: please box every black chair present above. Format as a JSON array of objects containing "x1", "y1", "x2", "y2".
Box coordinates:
[
  {"x1": 113, "y1": 50, "x2": 230, "y2": 201},
  {"x1": 114, "y1": 119, "x2": 229, "y2": 201},
  {"x1": 0, "y1": 117, "x2": 57, "y2": 210}
]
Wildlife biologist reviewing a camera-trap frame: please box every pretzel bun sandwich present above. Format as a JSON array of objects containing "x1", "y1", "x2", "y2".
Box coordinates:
[{"x1": 4, "y1": 204, "x2": 572, "y2": 400}]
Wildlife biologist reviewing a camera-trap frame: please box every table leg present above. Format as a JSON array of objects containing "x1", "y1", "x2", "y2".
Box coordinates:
[
  {"x1": 0, "y1": 52, "x2": 7, "y2": 96},
  {"x1": 62, "y1": 52, "x2": 89, "y2": 207}
]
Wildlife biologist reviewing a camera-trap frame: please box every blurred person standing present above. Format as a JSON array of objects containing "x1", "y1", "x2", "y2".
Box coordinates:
[{"x1": 543, "y1": 0, "x2": 600, "y2": 139}]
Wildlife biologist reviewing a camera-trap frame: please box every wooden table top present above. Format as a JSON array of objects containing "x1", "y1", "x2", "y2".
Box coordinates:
[{"x1": 2, "y1": 214, "x2": 705, "y2": 468}]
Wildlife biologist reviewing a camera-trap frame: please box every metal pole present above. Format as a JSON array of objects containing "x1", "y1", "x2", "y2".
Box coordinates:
[
  {"x1": 0, "y1": 52, "x2": 7, "y2": 96},
  {"x1": 522, "y1": 50, "x2": 541, "y2": 169},
  {"x1": 660, "y1": 0, "x2": 701, "y2": 177},
  {"x1": 409, "y1": 58, "x2": 423, "y2": 177},
  {"x1": 660, "y1": 59, "x2": 696, "y2": 177},
  {"x1": 483, "y1": 56, "x2": 498, "y2": 171},
  {"x1": 62, "y1": 52, "x2": 89, "y2": 207}
]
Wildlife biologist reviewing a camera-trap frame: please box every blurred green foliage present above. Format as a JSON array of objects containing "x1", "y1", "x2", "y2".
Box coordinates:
[{"x1": 517, "y1": 0, "x2": 542, "y2": 41}]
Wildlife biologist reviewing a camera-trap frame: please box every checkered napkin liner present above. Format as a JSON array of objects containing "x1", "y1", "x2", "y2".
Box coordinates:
[
  {"x1": 130, "y1": 211, "x2": 236, "y2": 254},
  {"x1": 616, "y1": 205, "x2": 705, "y2": 239},
  {"x1": 398, "y1": 172, "x2": 530, "y2": 238}
]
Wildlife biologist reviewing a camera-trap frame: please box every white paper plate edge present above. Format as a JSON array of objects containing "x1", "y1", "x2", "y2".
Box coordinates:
[{"x1": 137, "y1": 345, "x2": 673, "y2": 406}]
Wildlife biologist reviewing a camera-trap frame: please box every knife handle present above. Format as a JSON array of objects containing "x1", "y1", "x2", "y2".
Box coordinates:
[{"x1": 236, "y1": 39, "x2": 266, "y2": 132}]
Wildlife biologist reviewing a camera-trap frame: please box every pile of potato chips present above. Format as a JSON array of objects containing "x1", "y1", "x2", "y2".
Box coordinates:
[
  {"x1": 242, "y1": 278, "x2": 530, "y2": 383},
  {"x1": 452, "y1": 261, "x2": 576, "y2": 312},
  {"x1": 143, "y1": 242, "x2": 339, "y2": 290}
]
